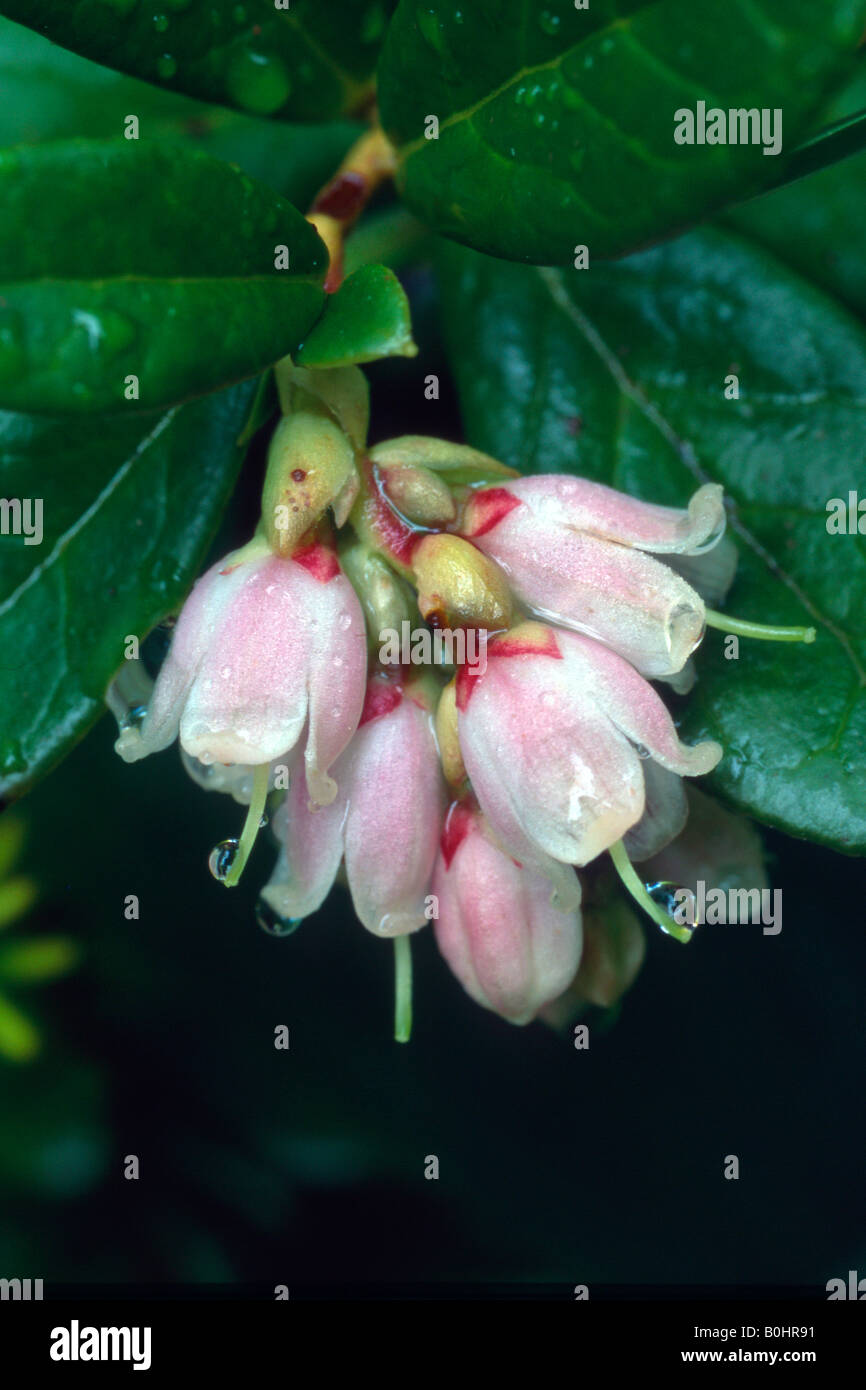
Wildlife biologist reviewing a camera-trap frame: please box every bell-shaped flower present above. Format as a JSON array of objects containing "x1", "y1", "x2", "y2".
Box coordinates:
[
  {"x1": 456, "y1": 622, "x2": 722, "y2": 872},
  {"x1": 461, "y1": 476, "x2": 727, "y2": 677},
  {"x1": 431, "y1": 799, "x2": 583, "y2": 1025},
  {"x1": 115, "y1": 534, "x2": 367, "y2": 807},
  {"x1": 262, "y1": 671, "x2": 445, "y2": 935}
]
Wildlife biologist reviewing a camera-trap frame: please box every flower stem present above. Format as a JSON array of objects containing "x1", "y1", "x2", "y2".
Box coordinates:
[
  {"x1": 608, "y1": 839, "x2": 694, "y2": 945},
  {"x1": 223, "y1": 764, "x2": 270, "y2": 888},
  {"x1": 393, "y1": 934, "x2": 413, "y2": 1043},
  {"x1": 705, "y1": 609, "x2": 816, "y2": 644}
]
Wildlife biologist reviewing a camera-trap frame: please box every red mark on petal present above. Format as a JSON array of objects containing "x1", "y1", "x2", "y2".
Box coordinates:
[
  {"x1": 360, "y1": 675, "x2": 403, "y2": 727},
  {"x1": 361, "y1": 455, "x2": 419, "y2": 566},
  {"x1": 291, "y1": 469, "x2": 307, "y2": 482},
  {"x1": 463, "y1": 486, "x2": 521, "y2": 538},
  {"x1": 440, "y1": 799, "x2": 475, "y2": 868},
  {"x1": 292, "y1": 541, "x2": 341, "y2": 583}
]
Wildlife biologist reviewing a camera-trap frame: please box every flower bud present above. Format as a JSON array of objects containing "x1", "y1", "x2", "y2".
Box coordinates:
[
  {"x1": 435, "y1": 678, "x2": 466, "y2": 788},
  {"x1": 338, "y1": 537, "x2": 416, "y2": 648},
  {"x1": 261, "y1": 398, "x2": 358, "y2": 555},
  {"x1": 377, "y1": 461, "x2": 456, "y2": 526},
  {"x1": 274, "y1": 360, "x2": 369, "y2": 449},
  {"x1": 411, "y1": 534, "x2": 512, "y2": 631},
  {"x1": 370, "y1": 435, "x2": 517, "y2": 488}
]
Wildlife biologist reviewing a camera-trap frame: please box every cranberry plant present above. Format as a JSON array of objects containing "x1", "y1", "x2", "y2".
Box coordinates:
[{"x1": 1, "y1": 2, "x2": 865, "y2": 1035}]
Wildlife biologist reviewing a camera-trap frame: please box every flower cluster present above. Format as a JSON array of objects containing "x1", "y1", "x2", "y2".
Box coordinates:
[{"x1": 112, "y1": 364, "x2": 813, "y2": 1036}]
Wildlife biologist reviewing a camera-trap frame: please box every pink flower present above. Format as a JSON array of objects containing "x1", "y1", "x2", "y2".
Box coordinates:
[
  {"x1": 462, "y1": 476, "x2": 728, "y2": 677},
  {"x1": 432, "y1": 800, "x2": 583, "y2": 1025},
  {"x1": 116, "y1": 536, "x2": 366, "y2": 806},
  {"x1": 456, "y1": 621, "x2": 722, "y2": 872},
  {"x1": 262, "y1": 672, "x2": 445, "y2": 934}
]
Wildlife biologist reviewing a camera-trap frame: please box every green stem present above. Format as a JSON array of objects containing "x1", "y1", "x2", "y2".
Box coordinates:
[
  {"x1": 223, "y1": 764, "x2": 270, "y2": 888},
  {"x1": 705, "y1": 609, "x2": 815, "y2": 644},
  {"x1": 393, "y1": 934, "x2": 413, "y2": 1043},
  {"x1": 608, "y1": 839, "x2": 693, "y2": 945}
]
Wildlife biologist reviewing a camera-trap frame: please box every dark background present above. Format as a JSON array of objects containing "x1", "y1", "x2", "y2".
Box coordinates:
[{"x1": 0, "y1": 17, "x2": 864, "y2": 1296}]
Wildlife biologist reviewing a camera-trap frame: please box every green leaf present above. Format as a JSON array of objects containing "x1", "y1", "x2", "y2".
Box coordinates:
[
  {"x1": 1, "y1": 0, "x2": 395, "y2": 121},
  {"x1": 0, "y1": 378, "x2": 257, "y2": 800},
  {"x1": 439, "y1": 233, "x2": 866, "y2": 852},
  {"x1": 379, "y1": 0, "x2": 866, "y2": 264},
  {"x1": 0, "y1": 139, "x2": 326, "y2": 414},
  {"x1": 296, "y1": 264, "x2": 417, "y2": 366},
  {"x1": 0, "y1": 16, "x2": 362, "y2": 208}
]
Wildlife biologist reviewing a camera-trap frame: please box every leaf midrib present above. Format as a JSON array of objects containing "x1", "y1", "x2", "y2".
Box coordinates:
[{"x1": 536, "y1": 264, "x2": 866, "y2": 689}]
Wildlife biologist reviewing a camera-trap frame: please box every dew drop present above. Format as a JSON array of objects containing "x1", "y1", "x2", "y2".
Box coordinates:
[
  {"x1": 157, "y1": 53, "x2": 177, "y2": 79},
  {"x1": 635, "y1": 742, "x2": 651, "y2": 759},
  {"x1": 121, "y1": 704, "x2": 147, "y2": 732},
  {"x1": 220, "y1": 665, "x2": 232, "y2": 679},
  {"x1": 338, "y1": 611, "x2": 352, "y2": 630},
  {"x1": 646, "y1": 880, "x2": 695, "y2": 939},
  {"x1": 256, "y1": 896, "x2": 303, "y2": 937},
  {"x1": 153, "y1": 14, "x2": 169, "y2": 32},
  {"x1": 209, "y1": 838, "x2": 239, "y2": 882},
  {"x1": 539, "y1": 9, "x2": 561, "y2": 35},
  {"x1": 226, "y1": 49, "x2": 291, "y2": 115}
]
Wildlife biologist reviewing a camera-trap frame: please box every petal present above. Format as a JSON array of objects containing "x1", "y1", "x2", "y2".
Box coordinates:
[
  {"x1": 303, "y1": 569, "x2": 367, "y2": 806},
  {"x1": 459, "y1": 640, "x2": 646, "y2": 867},
  {"x1": 262, "y1": 756, "x2": 346, "y2": 922},
  {"x1": 557, "y1": 630, "x2": 723, "y2": 777},
  {"x1": 623, "y1": 760, "x2": 688, "y2": 862},
  {"x1": 179, "y1": 553, "x2": 312, "y2": 765},
  {"x1": 663, "y1": 533, "x2": 738, "y2": 605},
  {"x1": 471, "y1": 512, "x2": 706, "y2": 677},
  {"x1": 468, "y1": 477, "x2": 726, "y2": 555},
  {"x1": 432, "y1": 812, "x2": 582, "y2": 1025},
  {"x1": 342, "y1": 695, "x2": 445, "y2": 936}
]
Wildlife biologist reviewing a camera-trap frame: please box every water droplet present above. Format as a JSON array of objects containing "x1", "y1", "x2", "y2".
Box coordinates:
[
  {"x1": 417, "y1": 8, "x2": 445, "y2": 54},
  {"x1": 199, "y1": 750, "x2": 214, "y2": 765},
  {"x1": 533, "y1": 109, "x2": 546, "y2": 128},
  {"x1": 258, "y1": 814, "x2": 269, "y2": 829},
  {"x1": 635, "y1": 743, "x2": 651, "y2": 759},
  {"x1": 226, "y1": 49, "x2": 291, "y2": 115},
  {"x1": 157, "y1": 53, "x2": 177, "y2": 79},
  {"x1": 646, "y1": 881, "x2": 695, "y2": 939},
  {"x1": 220, "y1": 665, "x2": 232, "y2": 679},
  {"x1": 256, "y1": 897, "x2": 303, "y2": 937},
  {"x1": 153, "y1": 13, "x2": 169, "y2": 32},
  {"x1": 338, "y1": 612, "x2": 352, "y2": 630},
  {"x1": 209, "y1": 838, "x2": 238, "y2": 882},
  {"x1": 539, "y1": 9, "x2": 561, "y2": 36},
  {"x1": 332, "y1": 656, "x2": 343, "y2": 668},
  {"x1": 121, "y1": 704, "x2": 147, "y2": 732}
]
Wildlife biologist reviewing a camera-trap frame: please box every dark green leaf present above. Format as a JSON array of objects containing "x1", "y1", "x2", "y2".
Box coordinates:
[
  {"x1": 379, "y1": 0, "x2": 866, "y2": 264},
  {"x1": 0, "y1": 379, "x2": 257, "y2": 800},
  {"x1": 1, "y1": 0, "x2": 395, "y2": 121},
  {"x1": 439, "y1": 233, "x2": 866, "y2": 852},
  {"x1": 296, "y1": 264, "x2": 417, "y2": 366},
  {"x1": 0, "y1": 16, "x2": 362, "y2": 208},
  {"x1": 0, "y1": 140, "x2": 326, "y2": 414}
]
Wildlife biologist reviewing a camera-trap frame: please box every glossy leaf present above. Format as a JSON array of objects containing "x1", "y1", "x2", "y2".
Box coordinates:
[
  {"x1": 1, "y1": 0, "x2": 395, "y2": 122},
  {"x1": 0, "y1": 140, "x2": 326, "y2": 414},
  {"x1": 439, "y1": 234, "x2": 866, "y2": 852},
  {"x1": 0, "y1": 379, "x2": 258, "y2": 800},
  {"x1": 379, "y1": 0, "x2": 866, "y2": 264},
  {"x1": 0, "y1": 16, "x2": 362, "y2": 208},
  {"x1": 296, "y1": 264, "x2": 417, "y2": 366}
]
